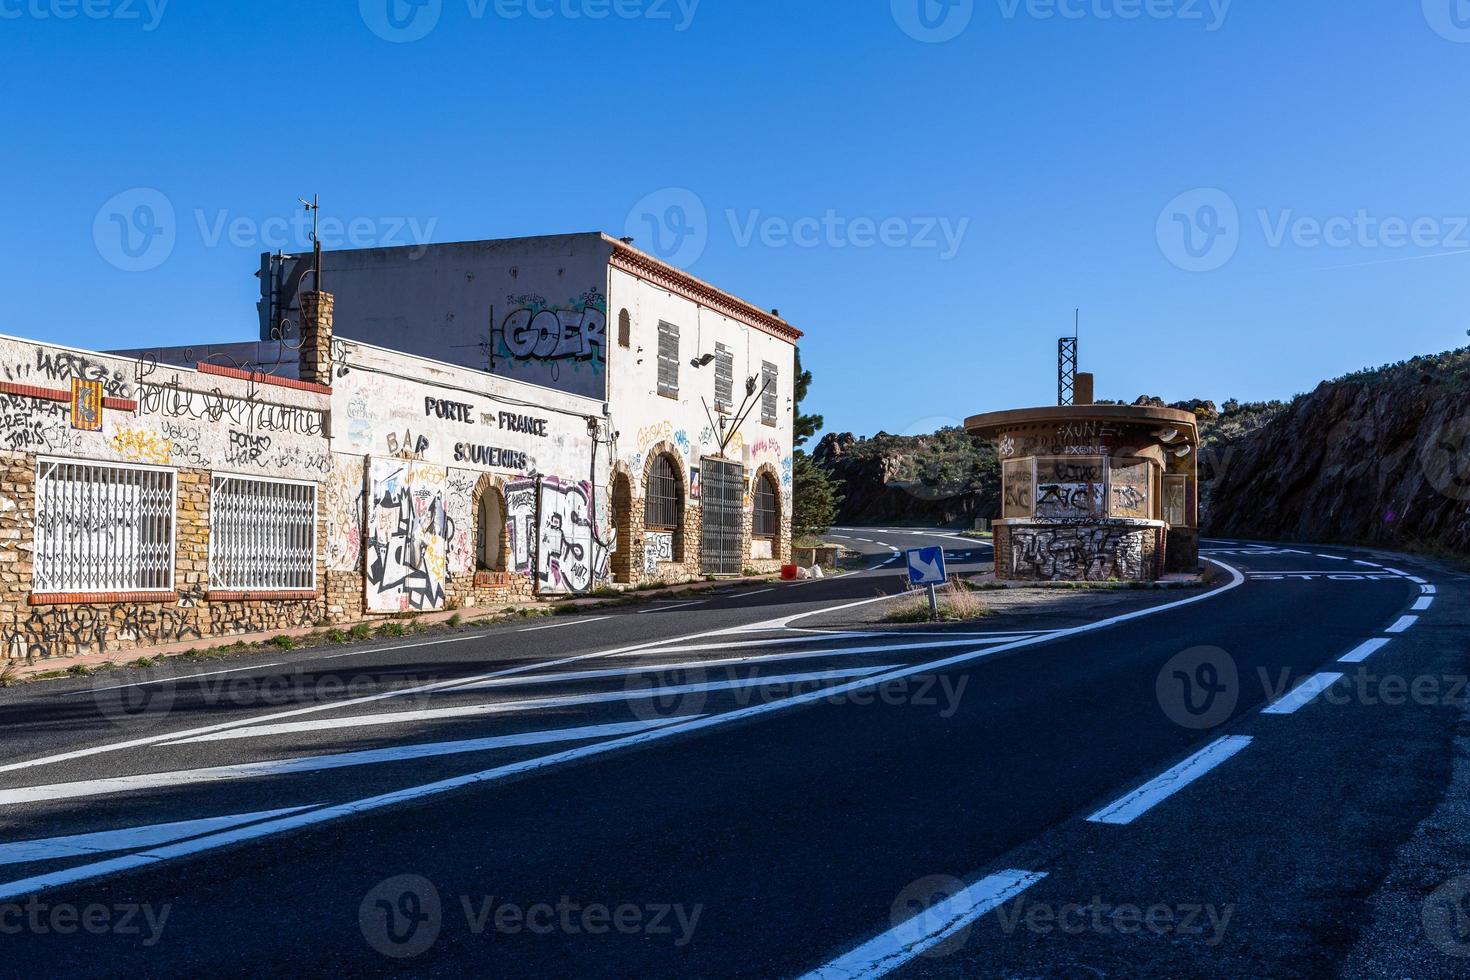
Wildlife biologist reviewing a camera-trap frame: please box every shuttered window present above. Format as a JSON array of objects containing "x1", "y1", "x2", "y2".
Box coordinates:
[
  {"x1": 34, "y1": 458, "x2": 176, "y2": 593},
  {"x1": 753, "y1": 474, "x2": 779, "y2": 538},
  {"x1": 210, "y1": 475, "x2": 317, "y2": 591},
  {"x1": 657, "y1": 321, "x2": 680, "y2": 397},
  {"x1": 761, "y1": 361, "x2": 778, "y2": 425},
  {"x1": 714, "y1": 343, "x2": 733, "y2": 410},
  {"x1": 645, "y1": 454, "x2": 683, "y2": 529}
]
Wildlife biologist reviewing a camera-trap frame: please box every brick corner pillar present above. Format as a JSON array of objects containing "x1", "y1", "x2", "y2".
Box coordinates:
[{"x1": 298, "y1": 290, "x2": 335, "y2": 386}]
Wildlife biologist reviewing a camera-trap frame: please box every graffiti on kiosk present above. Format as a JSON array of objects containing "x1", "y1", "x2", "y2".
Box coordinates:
[{"x1": 366, "y1": 459, "x2": 451, "y2": 612}]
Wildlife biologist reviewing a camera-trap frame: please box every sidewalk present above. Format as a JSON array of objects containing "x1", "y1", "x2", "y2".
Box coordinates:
[{"x1": 2, "y1": 575, "x2": 778, "y2": 683}]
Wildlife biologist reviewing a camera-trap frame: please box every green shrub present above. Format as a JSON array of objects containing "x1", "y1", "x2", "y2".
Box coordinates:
[{"x1": 269, "y1": 635, "x2": 296, "y2": 650}]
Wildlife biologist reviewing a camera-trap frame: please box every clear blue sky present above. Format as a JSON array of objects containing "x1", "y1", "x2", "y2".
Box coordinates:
[{"x1": 5, "y1": 1, "x2": 1470, "y2": 440}]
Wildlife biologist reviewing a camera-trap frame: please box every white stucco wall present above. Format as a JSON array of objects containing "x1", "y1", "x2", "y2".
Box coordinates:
[{"x1": 605, "y1": 267, "x2": 797, "y2": 506}]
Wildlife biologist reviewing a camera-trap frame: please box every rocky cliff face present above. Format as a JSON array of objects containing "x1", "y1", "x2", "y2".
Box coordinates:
[
  {"x1": 814, "y1": 428, "x2": 999, "y2": 526},
  {"x1": 1203, "y1": 350, "x2": 1470, "y2": 555}
]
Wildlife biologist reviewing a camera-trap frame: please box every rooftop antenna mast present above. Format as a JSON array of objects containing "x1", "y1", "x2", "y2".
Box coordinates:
[
  {"x1": 1058, "y1": 309, "x2": 1079, "y2": 406},
  {"x1": 299, "y1": 194, "x2": 322, "y2": 291}
]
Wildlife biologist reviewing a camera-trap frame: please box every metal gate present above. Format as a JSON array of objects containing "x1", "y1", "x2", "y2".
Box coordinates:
[{"x1": 700, "y1": 456, "x2": 745, "y2": 576}]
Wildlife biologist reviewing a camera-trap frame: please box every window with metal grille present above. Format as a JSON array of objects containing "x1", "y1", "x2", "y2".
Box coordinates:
[
  {"x1": 34, "y1": 458, "x2": 176, "y2": 593},
  {"x1": 657, "y1": 321, "x2": 680, "y2": 397},
  {"x1": 714, "y1": 343, "x2": 733, "y2": 410},
  {"x1": 210, "y1": 475, "x2": 317, "y2": 591},
  {"x1": 645, "y1": 454, "x2": 682, "y2": 529},
  {"x1": 618, "y1": 309, "x2": 631, "y2": 349},
  {"x1": 761, "y1": 361, "x2": 778, "y2": 425},
  {"x1": 753, "y1": 474, "x2": 779, "y2": 538}
]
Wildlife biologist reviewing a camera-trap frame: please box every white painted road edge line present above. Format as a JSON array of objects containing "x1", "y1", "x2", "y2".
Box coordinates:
[
  {"x1": 1421, "y1": 584, "x2": 1437, "y2": 595},
  {"x1": 518, "y1": 616, "x2": 610, "y2": 633},
  {"x1": 1316, "y1": 554, "x2": 1348, "y2": 561},
  {"x1": 1087, "y1": 736, "x2": 1254, "y2": 826},
  {"x1": 69, "y1": 662, "x2": 287, "y2": 696},
  {"x1": 1386, "y1": 615, "x2": 1419, "y2": 634},
  {"x1": 1339, "y1": 638, "x2": 1390, "y2": 664},
  {"x1": 1409, "y1": 576, "x2": 1429, "y2": 586},
  {"x1": 799, "y1": 870, "x2": 1047, "y2": 980},
  {"x1": 1413, "y1": 596, "x2": 1435, "y2": 611},
  {"x1": 1261, "y1": 672, "x2": 1347, "y2": 715},
  {"x1": 0, "y1": 560, "x2": 1247, "y2": 901}
]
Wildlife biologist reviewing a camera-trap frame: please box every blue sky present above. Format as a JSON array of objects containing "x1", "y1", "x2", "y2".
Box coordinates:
[{"x1": 5, "y1": 0, "x2": 1470, "y2": 440}]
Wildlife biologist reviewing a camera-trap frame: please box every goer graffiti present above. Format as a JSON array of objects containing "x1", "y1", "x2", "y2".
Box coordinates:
[
  {"x1": 365, "y1": 459, "x2": 451, "y2": 613},
  {"x1": 489, "y1": 290, "x2": 608, "y2": 398}
]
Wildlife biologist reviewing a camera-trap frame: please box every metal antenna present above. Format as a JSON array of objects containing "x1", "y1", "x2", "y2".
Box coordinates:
[
  {"x1": 1058, "y1": 311, "x2": 1079, "y2": 407},
  {"x1": 299, "y1": 194, "x2": 322, "y2": 291}
]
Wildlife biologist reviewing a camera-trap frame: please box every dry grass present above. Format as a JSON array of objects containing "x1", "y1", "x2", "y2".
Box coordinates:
[{"x1": 883, "y1": 579, "x2": 991, "y2": 623}]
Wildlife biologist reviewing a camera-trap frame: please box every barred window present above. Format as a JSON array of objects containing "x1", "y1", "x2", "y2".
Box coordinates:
[
  {"x1": 210, "y1": 475, "x2": 317, "y2": 591},
  {"x1": 34, "y1": 458, "x2": 176, "y2": 594},
  {"x1": 761, "y1": 361, "x2": 778, "y2": 425},
  {"x1": 753, "y1": 474, "x2": 779, "y2": 538},
  {"x1": 714, "y1": 342, "x2": 733, "y2": 410},
  {"x1": 645, "y1": 453, "x2": 682, "y2": 530},
  {"x1": 657, "y1": 321, "x2": 680, "y2": 397}
]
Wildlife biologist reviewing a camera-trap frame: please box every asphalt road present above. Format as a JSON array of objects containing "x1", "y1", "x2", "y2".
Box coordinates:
[{"x1": 0, "y1": 529, "x2": 1465, "y2": 978}]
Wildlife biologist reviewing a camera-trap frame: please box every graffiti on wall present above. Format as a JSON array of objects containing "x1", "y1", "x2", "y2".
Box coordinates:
[
  {"x1": 490, "y1": 290, "x2": 608, "y2": 398},
  {"x1": 1009, "y1": 525, "x2": 1149, "y2": 581},
  {"x1": 366, "y1": 459, "x2": 451, "y2": 612},
  {"x1": 1110, "y1": 459, "x2": 1152, "y2": 520},
  {"x1": 325, "y1": 456, "x2": 365, "y2": 572},
  {"x1": 644, "y1": 530, "x2": 674, "y2": 576},
  {"x1": 506, "y1": 477, "x2": 538, "y2": 575},
  {"x1": 445, "y1": 470, "x2": 477, "y2": 575}
]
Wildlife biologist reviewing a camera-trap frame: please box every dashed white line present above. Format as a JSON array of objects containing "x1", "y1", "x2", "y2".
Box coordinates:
[
  {"x1": 1339, "y1": 638, "x2": 1390, "y2": 664},
  {"x1": 1383, "y1": 568, "x2": 1409, "y2": 576},
  {"x1": 800, "y1": 870, "x2": 1047, "y2": 980},
  {"x1": 1353, "y1": 560, "x2": 1383, "y2": 568},
  {"x1": 68, "y1": 662, "x2": 287, "y2": 696},
  {"x1": 637, "y1": 600, "x2": 707, "y2": 614},
  {"x1": 518, "y1": 616, "x2": 610, "y2": 633},
  {"x1": 1413, "y1": 596, "x2": 1435, "y2": 612},
  {"x1": 1262, "y1": 672, "x2": 1346, "y2": 715},
  {"x1": 0, "y1": 807, "x2": 316, "y2": 866},
  {"x1": 1386, "y1": 615, "x2": 1419, "y2": 634},
  {"x1": 1087, "y1": 736, "x2": 1254, "y2": 825},
  {"x1": 1316, "y1": 554, "x2": 1348, "y2": 561},
  {"x1": 1421, "y1": 584, "x2": 1437, "y2": 595},
  {"x1": 1409, "y1": 576, "x2": 1429, "y2": 586}
]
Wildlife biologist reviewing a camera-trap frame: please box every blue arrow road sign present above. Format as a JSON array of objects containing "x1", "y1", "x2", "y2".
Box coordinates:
[{"x1": 906, "y1": 546, "x2": 947, "y2": 586}]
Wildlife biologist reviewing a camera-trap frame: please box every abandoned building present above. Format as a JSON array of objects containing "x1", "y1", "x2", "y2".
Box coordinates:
[
  {"x1": 966, "y1": 394, "x2": 1201, "y2": 582},
  {"x1": 0, "y1": 233, "x2": 799, "y2": 661}
]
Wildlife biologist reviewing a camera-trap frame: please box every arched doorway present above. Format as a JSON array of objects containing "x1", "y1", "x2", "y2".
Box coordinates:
[
  {"x1": 474, "y1": 482, "x2": 508, "y2": 572},
  {"x1": 611, "y1": 470, "x2": 634, "y2": 583}
]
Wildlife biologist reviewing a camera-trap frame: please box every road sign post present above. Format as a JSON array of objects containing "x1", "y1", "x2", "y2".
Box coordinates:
[{"x1": 905, "y1": 547, "x2": 948, "y2": 621}]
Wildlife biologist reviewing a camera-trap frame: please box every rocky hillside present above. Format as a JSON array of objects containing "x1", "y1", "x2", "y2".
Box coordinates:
[
  {"x1": 1203, "y1": 348, "x2": 1470, "y2": 555},
  {"x1": 812, "y1": 428, "x2": 999, "y2": 526}
]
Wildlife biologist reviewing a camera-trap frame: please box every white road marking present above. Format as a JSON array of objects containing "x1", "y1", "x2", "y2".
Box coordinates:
[
  {"x1": 625, "y1": 632, "x2": 885, "y2": 655},
  {"x1": 737, "y1": 588, "x2": 777, "y2": 598},
  {"x1": 1339, "y1": 638, "x2": 1390, "y2": 664},
  {"x1": 1383, "y1": 568, "x2": 1409, "y2": 576},
  {"x1": 800, "y1": 869, "x2": 1047, "y2": 980},
  {"x1": 164, "y1": 667, "x2": 896, "y2": 744},
  {"x1": 638, "y1": 600, "x2": 706, "y2": 614},
  {"x1": 1421, "y1": 584, "x2": 1437, "y2": 595},
  {"x1": 0, "y1": 720, "x2": 687, "y2": 806},
  {"x1": 1409, "y1": 576, "x2": 1429, "y2": 585},
  {"x1": 1353, "y1": 560, "x2": 1383, "y2": 568},
  {"x1": 463, "y1": 649, "x2": 905, "y2": 687},
  {"x1": 1087, "y1": 736, "x2": 1254, "y2": 825},
  {"x1": 0, "y1": 561, "x2": 1248, "y2": 900},
  {"x1": 1261, "y1": 673, "x2": 1346, "y2": 715},
  {"x1": 1386, "y1": 615, "x2": 1419, "y2": 634},
  {"x1": 0, "y1": 807, "x2": 316, "y2": 865},
  {"x1": 1315, "y1": 554, "x2": 1348, "y2": 561},
  {"x1": 632, "y1": 635, "x2": 1037, "y2": 662},
  {"x1": 70, "y1": 662, "x2": 287, "y2": 697},
  {"x1": 1413, "y1": 596, "x2": 1435, "y2": 611},
  {"x1": 518, "y1": 616, "x2": 609, "y2": 633}
]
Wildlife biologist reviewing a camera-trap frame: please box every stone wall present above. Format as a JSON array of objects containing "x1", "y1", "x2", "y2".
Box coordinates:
[
  {"x1": 995, "y1": 520, "x2": 1166, "y2": 582},
  {"x1": 0, "y1": 459, "x2": 327, "y2": 662}
]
